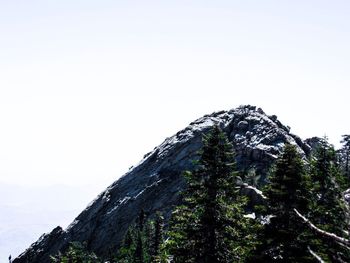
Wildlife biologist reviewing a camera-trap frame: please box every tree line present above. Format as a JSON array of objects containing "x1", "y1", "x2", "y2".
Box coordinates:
[{"x1": 51, "y1": 127, "x2": 350, "y2": 263}]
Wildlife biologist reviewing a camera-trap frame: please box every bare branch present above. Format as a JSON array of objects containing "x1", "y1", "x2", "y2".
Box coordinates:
[
  {"x1": 336, "y1": 241, "x2": 350, "y2": 252},
  {"x1": 308, "y1": 246, "x2": 325, "y2": 263},
  {"x1": 293, "y1": 208, "x2": 350, "y2": 247}
]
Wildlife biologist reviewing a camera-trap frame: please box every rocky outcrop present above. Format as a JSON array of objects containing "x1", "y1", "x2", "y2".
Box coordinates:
[
  {"x1": 239, "y1": 184, "x2": 266, "y2": 210},
  {"x1": 343, "y1": 189, "x2": 350, "y2": 204},
  {"x1": 14, "y1": 105, "x2": 313, "y2": 263},
  {"x1": 16, "y1": 227, "x2": 65, "y2": 263}
]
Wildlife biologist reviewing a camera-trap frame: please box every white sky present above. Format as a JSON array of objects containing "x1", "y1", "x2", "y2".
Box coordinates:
[{"x1": 1, "y1": 0, "x2": 350, "y2": 188}]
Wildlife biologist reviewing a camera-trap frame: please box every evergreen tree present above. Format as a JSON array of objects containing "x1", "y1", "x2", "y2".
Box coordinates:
[
  {"x1": 134, "y1": 210, "x2": 146, "y2": 263},
  {"x1": 167, "y1": 125, "x2": 258, "y2": 263},
  {"x1": 116, "y1": 226, "x2": 137, "y2": 263},
  {"x1": 50, "y1": 242, "x2": 101, "y2": 263},
  {"x1": 116, "y1": 210, "x2": 147, "y2": 263},
  {"x1": 308, "y1": 138, "x2": 350, "y2": 262},
  {"x1": 251, "y1": 144, "x2": 313, "y2": 262},
  {"x1": 117, "y1": 211, "x2": 166, "y2": 263},
  {"x1": 149, "y1": 212, "x2": 164, "y2": 263},
  {"x1": 339, "y1": 134, "x2": 350, "y2": 184}
]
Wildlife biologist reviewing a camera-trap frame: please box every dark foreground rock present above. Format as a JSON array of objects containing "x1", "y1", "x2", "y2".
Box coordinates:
[{"x1": 14, "y1": 105, "x2": 313, "y2": 263}]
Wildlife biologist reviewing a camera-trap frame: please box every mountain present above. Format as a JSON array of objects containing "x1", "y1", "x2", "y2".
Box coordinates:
[{"x1": 13, "y1": 105, "x2": 313, "y2": 263}]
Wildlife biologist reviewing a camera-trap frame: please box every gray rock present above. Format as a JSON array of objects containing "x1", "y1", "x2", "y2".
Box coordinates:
[
  {"x1": 13, "y1": 105, "x2": 311, "y2": 263},
  {"x1": 305, "y1": 137, "x2": 324, "y2": 154},
  {"x1": 343, "y1": 188, "x2": 350, "y2": 204},
  {"x1": 237, "y1": 120, "x2": 249, "y2": 131},
  {"x1": 240, "y1": 184, "x2": 266, "y2": 209}
]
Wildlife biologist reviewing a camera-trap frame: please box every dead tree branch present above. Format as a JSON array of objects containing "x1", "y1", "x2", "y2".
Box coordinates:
[{"x1": 294, "y1": 208, "x2": 350, "y2": 248}]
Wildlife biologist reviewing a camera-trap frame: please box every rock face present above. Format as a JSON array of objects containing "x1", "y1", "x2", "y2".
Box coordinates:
[{"x1": 14, "y1": 105, "x2": 313, "y2": 263}]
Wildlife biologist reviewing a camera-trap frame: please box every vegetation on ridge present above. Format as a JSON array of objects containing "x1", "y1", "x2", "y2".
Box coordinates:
[{"x1": 51, "y1": 129, "x2": 350, "y2": 263}]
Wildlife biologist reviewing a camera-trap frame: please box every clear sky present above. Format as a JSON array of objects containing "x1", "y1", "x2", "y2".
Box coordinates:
[{"x1": 1, "y1": 0, "x2": 350, "y2": 188}]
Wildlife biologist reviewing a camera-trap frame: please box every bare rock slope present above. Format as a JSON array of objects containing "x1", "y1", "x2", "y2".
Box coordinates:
[{"x1": 14, "y1": 105, "x2": 312, "y2": 263}]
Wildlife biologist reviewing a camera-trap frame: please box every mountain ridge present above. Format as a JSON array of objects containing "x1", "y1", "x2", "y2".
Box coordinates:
[{"x1": 13, "y1": 105, "x2": 314, "y2": 263}]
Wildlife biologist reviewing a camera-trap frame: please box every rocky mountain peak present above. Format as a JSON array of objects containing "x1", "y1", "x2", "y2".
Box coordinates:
[{"x1": 14, "y1": 105, "x2": 312, "y2": 263}]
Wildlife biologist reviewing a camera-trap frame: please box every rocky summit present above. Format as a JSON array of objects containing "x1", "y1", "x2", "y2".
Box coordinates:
[{"x1": 14, "y1": 105, "x2": 314, "y2": 263}]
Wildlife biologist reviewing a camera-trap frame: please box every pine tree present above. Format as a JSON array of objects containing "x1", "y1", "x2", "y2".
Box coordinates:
[
  {"x1": 167, "y1": 125, "x2": 258, "y2": 263},
  {"x1": 339, "y1": 134, "x2": 350, "y2": 185},
  {"x1": 308, "y1": 138, "x2": 350, "y2": 262},
  {"x1": 116, "y1": 226, "x2": 137, "y2": 263},
  {"x1": 251, "y1": 144, "x2": 313, "y2": 262},
  {"x1": 116, "y1": 210, "x2": 147, "y2": 263},
  {"x1": 134, "y1": 210, "x2": 146, "y2": 263},
  {"x1": 50, "y1": 242, "x2": 101, "y2": 263},
  {"x1": 150, "y1": 212, "x2": 164, "y2": 263},
  {"x1": 117, "y1": 210, "x2": 167, "y2": 263}
]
